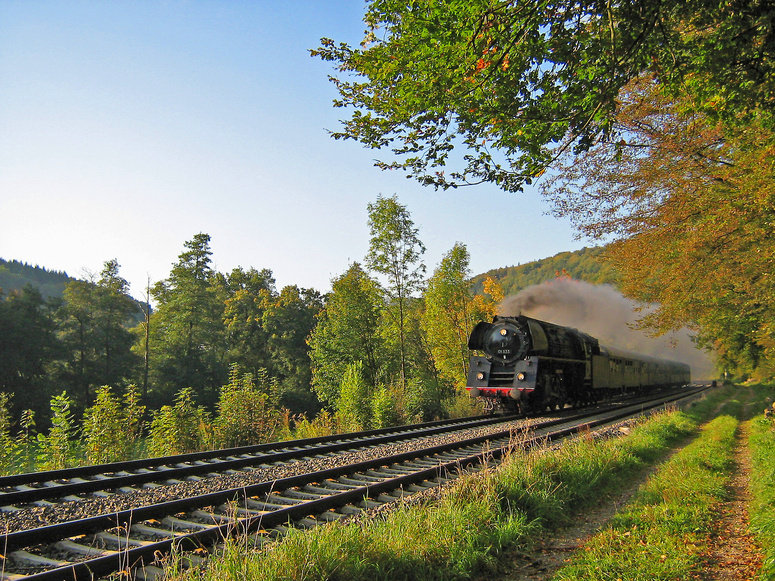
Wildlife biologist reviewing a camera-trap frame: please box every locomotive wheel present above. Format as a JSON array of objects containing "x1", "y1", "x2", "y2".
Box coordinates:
[{"x1": 482, "y1": 399, "x2": 497, "y2": 415}]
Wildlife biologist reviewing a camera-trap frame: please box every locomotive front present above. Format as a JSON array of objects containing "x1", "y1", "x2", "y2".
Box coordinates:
[
  {"x1": 466, "y1": 315, "x2": 595, "y2": 413},
  {"x1": 466, "y1": 316, "x2": 539, "y2": 411}
]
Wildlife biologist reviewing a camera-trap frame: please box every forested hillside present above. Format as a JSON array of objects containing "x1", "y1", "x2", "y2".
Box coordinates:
[
  {"x1": 471, "y1": 246, "x2": 618, "y2": 296},
  {"x1": 0, "y1": 259, "x2": 74, "y2": 299}
]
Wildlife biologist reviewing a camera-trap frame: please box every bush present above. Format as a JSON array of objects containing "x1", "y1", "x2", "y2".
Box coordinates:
[
  {"x1": 0, "y1": 393, "x2": 18, "y2": 475},
  {"x1": 405, "y1": 377, "x2": 447, "y2": 422},
  {"x1": 82, "y1": 385, "x2": 145, "y2": 463},
  {"x1": 445, "y1": 390, "x2": 483, "y2": 419},
  {"x1": 147, "y1": 388, "x2": 211, "y2": 456},
  {"x1": 291, "y1": 409, "x2": 339, "y2": 439},
  {"x1": 336, "y1": 361, "x2": 371, "y2": 431},
  {"x1": 371, "y1": 385, "x2": 399, "y2": 428},
  {"x1": 213, "y1": 367, "x2": 280, "y2": 448},
  {"x1": 37, "y1": 392, "x2": 80, "y2": 470},
  {"x1": 15, "y1": 409, "x2": 36, "y2": 473}
]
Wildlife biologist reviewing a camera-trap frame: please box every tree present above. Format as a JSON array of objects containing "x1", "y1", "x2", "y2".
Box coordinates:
[
  {"x1": 262, "y1": 285, "x2": 323, "y2": 412},
  {"x1": 94, "y1": 260, "x2": 139, "y2": 386},
  {"x1": 365, "y1": 195, "x2": 426, "y2": 389},
  {"x1": 542, "y1": 74, "x2": 775, "y2": 377},
  {"x1": 58, "y1": 278, "x2": 99, "y2": 405},
  {"x1": 0, "y1": 286, "x2": 60, "y2": 421},
  {"x1": 149, "y1": 233, "x2": 228, "y2": 406},
  {"x1": 423, "y1": 243, "x2": 482, "y2": 387},
  {"x1": 308, "y1": 263, "x2": 385, "y2": 406},
  {"x1": 313, "y1": 0, "x2": 775, "y2": 192},
  {"x1": 57, "y1": 260, "x2": 139, "y2": 407},
  {"x1": 223, "y1": 266, "x2": 277, "y2": 377}
]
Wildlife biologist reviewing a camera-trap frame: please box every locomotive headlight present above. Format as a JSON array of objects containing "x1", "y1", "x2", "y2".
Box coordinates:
[
  {"x1": 500, "y1": 328, "x2": 508, "y2": 336},
  {"x1": 516, "y1": 372, "x2": 526, "y2": 381},
  {"x1": 476, "y1": 372, "x2": 485, "y2": 380}
]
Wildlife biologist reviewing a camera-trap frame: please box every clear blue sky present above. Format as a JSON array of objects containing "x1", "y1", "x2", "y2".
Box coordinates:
[{"x1": 0, "y1": 1, "x2": 589, "y2": 298}]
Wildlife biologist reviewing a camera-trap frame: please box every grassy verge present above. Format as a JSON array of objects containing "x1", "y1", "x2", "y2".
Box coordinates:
[
  {"x1": 554, "y1": 413, "x2": 738, "y2": 580},
  {"x1": 749, "y1": 414, "x2": 775, "y2": 579},
  {"x1": 164, "y1": 388, "x2": 735, "y2": 581}
]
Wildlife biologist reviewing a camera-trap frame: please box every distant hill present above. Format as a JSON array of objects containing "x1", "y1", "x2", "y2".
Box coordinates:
[
  {"x1": 471, "y1": 246, "x2": 619, "y2": 296},
  {"x1": 0, "y1": 258, "x2": 75, "y2": 300},
  {"x1": 0, "y1": 258, "x2": 147, "y2": 323}
]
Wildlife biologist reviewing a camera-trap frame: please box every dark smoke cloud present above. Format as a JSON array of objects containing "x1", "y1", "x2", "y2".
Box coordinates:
[{"x1": 499, "y1": 278, "x2": 715, "y2": 379}]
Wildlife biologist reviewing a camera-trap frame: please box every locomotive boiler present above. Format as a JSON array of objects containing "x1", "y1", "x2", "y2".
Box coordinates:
[{"x1": 466, "y1": 315, "x2": 691, "y2": 413}]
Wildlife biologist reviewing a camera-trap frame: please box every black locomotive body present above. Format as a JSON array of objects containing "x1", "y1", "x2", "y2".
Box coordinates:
[{"x1": 466, "y1": 315, "x2": 691, "y2": 414}]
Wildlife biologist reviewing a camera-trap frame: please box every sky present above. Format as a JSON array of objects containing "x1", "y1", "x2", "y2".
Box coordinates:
[{"x1": 0, "y1": 1, "x2": 591, "y2": 300}]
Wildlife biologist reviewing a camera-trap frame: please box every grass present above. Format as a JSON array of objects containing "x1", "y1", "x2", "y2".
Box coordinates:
[
  {"x1": 552, "y1": 383, "x2": 775, "y2": 581},
  {"x1": 554, "y1": 413, "x2": 739, "y2": 580},
  {"x1": 749, "y1": 412, "x2": 775, "y2": 579},
  {"x1": 162, "y1": 388, "x2": 743, "y2": 581}
]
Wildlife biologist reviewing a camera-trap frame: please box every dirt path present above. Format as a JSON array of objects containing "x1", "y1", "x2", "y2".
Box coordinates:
[{"x1": 700, "y1": 422, "x2": 763, "y2": 580}]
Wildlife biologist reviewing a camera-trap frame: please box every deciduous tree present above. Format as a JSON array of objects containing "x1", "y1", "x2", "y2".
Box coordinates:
[
  {"x1": 542, "y1": 74, "x2": 775, "y2": 377},
  {"x1": 262, "y1": 285, "x2": 323, "y2": 412},
  {"x1": 223, "y1": 266, "x2": 277, "y2": 377},
  {"x1": 313, "y1": 0, "x2": 775, "y2": 192},
  {"x1": 308, "y1": 263, "x2": 385, "y2": 406},
  {"x1": 365, "y1": 195, "x2": 426, "y2": 389},
  {"x1": 423, "y1": 243, "x2": 483, "y2": 387}
]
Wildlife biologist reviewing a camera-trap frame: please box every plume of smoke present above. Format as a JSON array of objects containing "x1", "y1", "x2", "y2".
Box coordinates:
[{"x1": 499, "y1": 278, "x2": 714, "y2": 379}]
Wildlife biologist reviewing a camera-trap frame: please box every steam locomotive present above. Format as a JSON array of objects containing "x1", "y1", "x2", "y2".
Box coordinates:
[{"x1": 466, "y1": 315, "x2": 691, "y2": 414}]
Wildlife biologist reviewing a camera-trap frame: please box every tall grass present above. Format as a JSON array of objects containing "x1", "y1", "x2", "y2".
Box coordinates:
[
  {"x1": 495, "y1": 410, "x2": 696, "y2": 529},
  {"x1": 749, "y1": 415, "x2": 775, "y2": 579}
]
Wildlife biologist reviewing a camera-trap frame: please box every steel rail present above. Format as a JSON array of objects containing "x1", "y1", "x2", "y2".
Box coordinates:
[{"x1": 0, "y1": 413, "x2": 519, "y2": 507}]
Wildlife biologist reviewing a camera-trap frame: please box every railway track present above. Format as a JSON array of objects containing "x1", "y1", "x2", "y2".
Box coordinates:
[
  {"x1": 0, "y1": 385, "x2": 708, "y2": 580},
  {"x1": 0, "y1": 413, "x2": 517, "y2": 509}
]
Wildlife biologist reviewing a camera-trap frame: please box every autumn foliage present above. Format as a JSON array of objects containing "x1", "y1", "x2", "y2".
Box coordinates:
[{"x1": 543, "y1": 75, "x2": 775, "y2": 378}]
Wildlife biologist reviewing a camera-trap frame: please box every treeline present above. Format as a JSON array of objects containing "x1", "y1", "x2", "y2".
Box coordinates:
[
  {"x1": 0, "y1": 259, "x2": 74, "y2": 300},
  {"x1": 0, "y1": 245, "x2": 324, "y2": 427},
  {"x1": 0, "y1": 195, "x2": 507, "y2": 466},
  {"x1": 471, "y1": 246, "x2": 618, "y2": 296}
]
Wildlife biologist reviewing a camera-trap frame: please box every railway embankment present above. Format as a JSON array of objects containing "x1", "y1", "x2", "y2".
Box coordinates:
[{"x1": 162, "y1": 384, "x2": 774, "y2": 581}]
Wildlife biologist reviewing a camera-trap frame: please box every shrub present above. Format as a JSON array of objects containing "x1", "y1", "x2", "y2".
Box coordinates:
[
  {"x1": 15, "y1": 409, "x2": 36, "y2": 473},
  {"x1": 405, "y1": 376, "x2": 447, "y2": 422},
  {"x1": 371, "y1": 385, "x2": 399, "y2": 428},
  {"x1": 336, "y1": 361, "x2": 371, "y2": 431},
  {"x1": 37, "y1": 392, "x2": 79, "y2": 470},
  {"x1": 147, "y1": 387, "x2": 211, "y2": 456},
  {"x1": 213, "y1": 367, "x2": 280, "y2": 448},
  {"x1": 291, "y1": 409, "x2": 339, "y2": 439},
  {"x1": 82, "y1": 385, "x2": 145, "y2": 463},
  {"x1": 0, "y1": 393, "x2": 18, "y2": 474}
]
